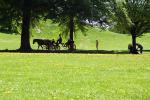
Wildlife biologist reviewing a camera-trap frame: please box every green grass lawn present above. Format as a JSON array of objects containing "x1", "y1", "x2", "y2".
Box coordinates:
[
  {"x1": 0, "y1": 20, "x2": 150, "y2": 50},
  {"x1": 0, "y1": 30, "x2": 150, "y2": 51},
  {"x1": 0, "y1": 21, "x2": 150, "y2": 99},
  {"x1": 0, "y1": 53, "x2": 150, "y2": 99}
]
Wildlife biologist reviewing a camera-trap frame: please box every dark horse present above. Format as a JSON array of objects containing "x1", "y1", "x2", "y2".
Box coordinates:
[{"x1": 33, "y1": 39, "x2": 53, "y2": 50}]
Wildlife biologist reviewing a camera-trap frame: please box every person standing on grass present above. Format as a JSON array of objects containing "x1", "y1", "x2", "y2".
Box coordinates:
[{"x1": 96, "y1": 40, "x2": 99, "y2": 50}]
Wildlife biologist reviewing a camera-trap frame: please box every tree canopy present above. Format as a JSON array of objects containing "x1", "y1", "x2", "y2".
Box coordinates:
[
  {"x1": 0, "y1": 0, "x2": 54, "y2": 51},
  {"x1": 1, "y1": 0, "x2": 149, "y2": 52},
  {"x1": 44, "y1": 0, "x2": 111, "y2": 50},
  {"x1": 110, "y1": 0, "x2": 150, "y2": 53}
]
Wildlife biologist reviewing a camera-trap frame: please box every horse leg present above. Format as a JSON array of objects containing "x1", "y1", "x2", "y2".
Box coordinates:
[
  {"x1": 38, "y1": 45, "x2": 40, "y2": 50},
  {"x1": 41, "y1": 45, "x2": 43, "y2": 50}
]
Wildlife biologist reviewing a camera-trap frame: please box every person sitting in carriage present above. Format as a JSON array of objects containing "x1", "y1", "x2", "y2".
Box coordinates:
[
  {"x1": 65, "y1": 38, "x2": 73, "y2": 46},
  {"x1": 65, "y1": 38, "x2": 75, "y2": 49},
  {"x1": 57, "y1": 34, "x2": 62, "y2": 44}
]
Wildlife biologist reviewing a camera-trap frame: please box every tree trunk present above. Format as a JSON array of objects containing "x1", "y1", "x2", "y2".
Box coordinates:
[
  {"x1": 19, "y1": 0, "x2": 32, "y2": 51},
  {"x1": 131, "y1": 34, "x2": 138, "y2": 54},
  {"x1": 130, "y1": 24, "x2": 138, "y2": 54},
  {"x1": 69, "y1": 16, "x2": 74, "y2": 51}
]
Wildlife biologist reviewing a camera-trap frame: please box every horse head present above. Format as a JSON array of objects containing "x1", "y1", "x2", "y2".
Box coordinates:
[{"x1": 33, "y1": 39, "x2": 37, "y2": 44}]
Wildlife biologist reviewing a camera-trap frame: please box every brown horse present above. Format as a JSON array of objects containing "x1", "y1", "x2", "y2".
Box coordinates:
[{"x1": 33, "y1": 39, "x2": 53, "y2": 50}]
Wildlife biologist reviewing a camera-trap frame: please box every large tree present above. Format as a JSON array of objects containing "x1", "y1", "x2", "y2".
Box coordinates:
[
  {"x1": 0, "y1": 0, "x2": 21, "y2": 33},
  {"x1": 47, "y1": 0, "x2": 111, "y2": 51},
  {"x1": 111, "y1": 0, "x2": 150, "y2": 54},
  {"x1": 46, "y1": 0, "x2": 92, "y2": 51},
  {"x1": 20, "y1": 0, "x2": 52, "y2": 51},
  {"x1": 19, "y1": 0, "x2": 32, "y2": 51},
  {"x1": 0, "y1": 0, "x2": 52, "y2": 51}
]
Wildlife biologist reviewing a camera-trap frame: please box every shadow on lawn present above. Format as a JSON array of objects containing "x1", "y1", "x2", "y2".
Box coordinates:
[{"x1": 0, "y1": 49, "x2": 149, "y2": 54}]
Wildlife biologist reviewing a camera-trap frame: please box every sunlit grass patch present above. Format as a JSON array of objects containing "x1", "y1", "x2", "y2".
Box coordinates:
[{"x1": 0, "y1": 53, "x2": 150, "y2": 99}]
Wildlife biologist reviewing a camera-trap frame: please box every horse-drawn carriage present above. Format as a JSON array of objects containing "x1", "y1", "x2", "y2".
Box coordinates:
[
  {"x1": 61, "y1": 39, "x2": 76, "y2": 50},
  {"x1": 33, "y1": 39, "x2": 60, "y2": 50},
  {"x1": 33, "y1": 38, "x2": 76, "y2": 51}
]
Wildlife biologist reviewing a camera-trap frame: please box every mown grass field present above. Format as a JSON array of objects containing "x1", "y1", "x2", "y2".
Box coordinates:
[
  {"x1": 0, "y1": 53, "x2": 150, "y2": 99},
  {"x1": 0, "y1": 21, "x2": 150, "y2": 99}
]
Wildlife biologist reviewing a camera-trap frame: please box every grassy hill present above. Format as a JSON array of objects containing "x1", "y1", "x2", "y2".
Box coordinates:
[{"x1": 0, "y1": 21, "x2": 150, "y2": 50}]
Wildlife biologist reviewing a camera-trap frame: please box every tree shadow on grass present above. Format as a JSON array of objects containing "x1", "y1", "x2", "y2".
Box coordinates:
[{"x1": 0, "y1": 49, "x2": 149, "y2": 54}]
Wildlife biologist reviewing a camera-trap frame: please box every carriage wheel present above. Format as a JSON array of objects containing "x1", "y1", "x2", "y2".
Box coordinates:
[
  {"x1": 56, "y1": 45, "x2": 60, "y2": 50},
  {"x1": 73, "y1": 44, "x2": 76, "y2": 50},
  {"x1": 67, "y1": 43, "x2": 76, "y2": 51},
  {"x1": 62, "y1": 44, "x2": 68, "y2": 49}
]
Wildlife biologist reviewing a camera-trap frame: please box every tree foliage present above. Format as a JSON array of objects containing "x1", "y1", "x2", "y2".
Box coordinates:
[
  {"x1": 45, "y1": 0, "x2": 92, "y2": 38},
  {"x1": 45, "y1": 0, "x2": 111, "y2": 40},
  {"x1": 0, "y1": 0, "x2": 54, "y2": 51},
  {"x1": 112, "y1": 0, "x2": 150, "y2": 36},
  {"x1": 0, "y1": 0, "x2": 22, "y2": 33},
  {"x1": 0, "y1": 0, "x2": 51, "y2": 33},
  {"x1": 110, "y1": 0, "x2": 150, "y2": 53}
]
